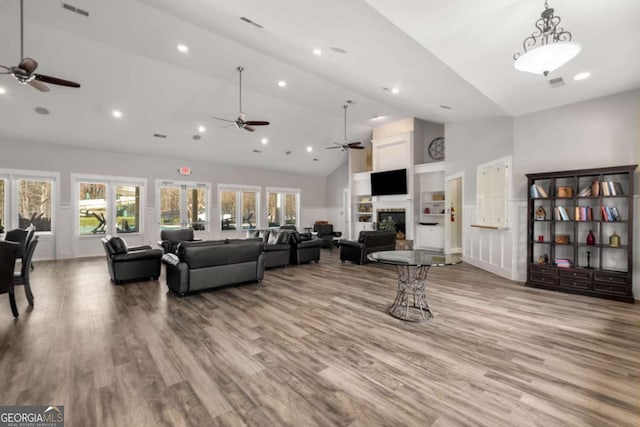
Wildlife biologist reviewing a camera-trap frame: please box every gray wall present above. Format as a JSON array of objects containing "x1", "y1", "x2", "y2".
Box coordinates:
[
  {"x1": 444, "y1": 117, "x2": 514, "y2": 201},
  {"x1": 0, "y1": 139, "x2": 328, "y2": 208},
  {"x1": 514, "y1": 89, "x2": 640, "y2": 199},
  {"x1": 326, "y1": 160, "x2": 348, "y2": 208}
]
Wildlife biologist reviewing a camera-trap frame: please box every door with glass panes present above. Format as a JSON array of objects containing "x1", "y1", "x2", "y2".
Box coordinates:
[{"x1": 159, "y1": 183, "x2": 209, "y2": 233}]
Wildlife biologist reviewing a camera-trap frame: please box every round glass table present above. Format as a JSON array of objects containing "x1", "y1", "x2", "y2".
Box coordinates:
[{"x1": 368, "y1": 250, "x2": 462, "y2": 322}]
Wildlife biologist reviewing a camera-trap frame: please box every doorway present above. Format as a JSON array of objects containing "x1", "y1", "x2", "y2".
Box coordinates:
[
  {"x1": 157, "y1": 181, "x2": 210, "y2": 235},
  {"x1": 445, "y1": 174, "x2": 463, "y2": 254}
]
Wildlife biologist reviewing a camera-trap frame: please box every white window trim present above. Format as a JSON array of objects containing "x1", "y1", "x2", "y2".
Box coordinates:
[
  {"x1": 218, "y1": 184, "x2": 261, "y2": 231},
  {"x1": 265, "y1": 186, "x2": 301, "y2": 229},
  {"x1": 156, "y1": 179, "x2": 211, "y2": 230},
  {"x1": 0, "y1": 168, "x2": 59, "y2": 235},
  {"x1": 73, "y1": 173, "x2": 146, "y2": 237}
]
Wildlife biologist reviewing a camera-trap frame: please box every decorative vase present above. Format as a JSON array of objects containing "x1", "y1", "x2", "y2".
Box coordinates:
[
  {"x1": 609, "y1": 231, "x2": 620, "y2": 247},
  {"x1": 586, "y1": 230, "x2": 595, "y2": 245}
]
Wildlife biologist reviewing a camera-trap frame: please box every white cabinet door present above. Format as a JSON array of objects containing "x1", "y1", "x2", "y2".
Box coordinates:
[{"x1": 415, "y1": 225, "x2": 444, "y2": 250}]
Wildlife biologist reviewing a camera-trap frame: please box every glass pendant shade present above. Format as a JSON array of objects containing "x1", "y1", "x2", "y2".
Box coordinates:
[{"x1": 514, "y1": 42, "x2": 582, "y2": 75}]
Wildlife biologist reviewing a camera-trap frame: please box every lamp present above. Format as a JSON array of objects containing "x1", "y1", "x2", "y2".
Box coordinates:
[{"x1": 513, "y1": 1, "x2": 581, "y2": 76}]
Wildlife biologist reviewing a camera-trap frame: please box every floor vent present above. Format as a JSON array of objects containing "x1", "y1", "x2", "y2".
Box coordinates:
[
  {"x1": 548, "y1": 77, "x2": 565, "y2": 88},
  {"x1": 62, "y1": 3, "x2": 89, "y2": 17}
]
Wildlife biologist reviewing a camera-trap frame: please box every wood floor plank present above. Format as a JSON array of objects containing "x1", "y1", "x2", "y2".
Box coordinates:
[{"x1": 1, "y1": 250, "x2": 639, "y2": 426}]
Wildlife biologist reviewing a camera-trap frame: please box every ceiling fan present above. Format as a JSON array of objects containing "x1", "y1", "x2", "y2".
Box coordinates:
[
  {"x1": 211, "y1": 66, "x2": 270, "y2": 132},
  {"x1": 325, "y1": 103, "x2": 365, "y2": 151},
  {"x1": 0, "y1": 0, "x2": 81, "y2": 92}
]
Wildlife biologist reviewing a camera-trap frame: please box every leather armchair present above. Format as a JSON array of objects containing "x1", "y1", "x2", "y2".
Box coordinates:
[
  {"x1": 313, "y1": 223, "x2": 342, "y2": 249},
  {"x1": 288, "y1": 231, "x2": 322, "y2": 264},
  {"x1": 339, "y1": 230, "x2": 396, "y2": 265},
  {"x1": 102, "y1": 236, "x2": 163, "y2": 284},
  {"x1": 158, "y1": 228, "x2": 200, "y2": 254},
  {"x1": 249, "y1": 229, "x2": 291, "y2": 269}
]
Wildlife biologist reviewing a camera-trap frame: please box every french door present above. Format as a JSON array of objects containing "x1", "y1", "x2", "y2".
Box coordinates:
[{"x1": 158, "y1": 181, "x2": 209, "y2": 231}]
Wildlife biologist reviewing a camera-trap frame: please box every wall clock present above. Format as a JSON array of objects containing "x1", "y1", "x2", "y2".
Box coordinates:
[{"x1": 428, "y1": 137, "x2": 445, "y2": 160}]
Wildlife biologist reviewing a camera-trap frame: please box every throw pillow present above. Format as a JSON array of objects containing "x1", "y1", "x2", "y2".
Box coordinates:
[{"x1": 109, "y1": 236, "x2": 128, "y2": 254}]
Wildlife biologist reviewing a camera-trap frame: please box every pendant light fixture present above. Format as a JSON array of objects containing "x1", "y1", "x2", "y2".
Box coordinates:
[{"x1": 513, "y1": 1, "x2": 581, "y2": 76}]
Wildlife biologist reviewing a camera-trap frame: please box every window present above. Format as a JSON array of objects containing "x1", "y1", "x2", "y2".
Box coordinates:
[
  {"x1": 218, "y1": 186, "x2": 260, "y2": 230},
  {"x1": 74, "y1": 175, "x2": 144, "y2": 236},
  {"x1": 79, "y1": 183, "x2": 107, "y2": 235},
  {"x1": 267, "y1": 188, "x2": 300, "y2": 228},
  {"x1": 19, "y1": 179, "x2": 52, "y2": 231},
  {"x1": 0, "y1": 170, "x2": 58, "y2": 234},
  {"x1": 158, "y1": 181, "x2": 209, "y2": 231}
]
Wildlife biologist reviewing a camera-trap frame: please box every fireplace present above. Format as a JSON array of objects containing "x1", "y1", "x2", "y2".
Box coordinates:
[{"x1": 377, "y1": 209, "x2": 406, "y2": 236}]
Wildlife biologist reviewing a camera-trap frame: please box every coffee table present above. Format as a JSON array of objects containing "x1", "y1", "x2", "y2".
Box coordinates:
[{"x1": 368, "y1": 250, "x2": 462, "y2": 322}]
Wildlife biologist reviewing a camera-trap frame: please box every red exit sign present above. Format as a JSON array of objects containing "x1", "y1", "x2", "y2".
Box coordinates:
[{"x1": 178, "y1": 166, "x2": 192, "y2": 175}]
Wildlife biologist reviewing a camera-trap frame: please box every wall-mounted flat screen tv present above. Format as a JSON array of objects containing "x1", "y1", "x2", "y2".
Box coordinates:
[{"x1": 370, "y1": 168, "x2": 407, "y2": 196}]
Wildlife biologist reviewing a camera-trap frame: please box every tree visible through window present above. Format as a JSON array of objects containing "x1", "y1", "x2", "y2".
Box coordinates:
[
  {"x1": 267, "y1": 190, "x2": 299, "y2": 228},
  {"x1": 219, "y1": 188, "x2": 259, "y2": 230},
  {"x1": 79, "y1": 183, "x2": 107, "y2": 235},
  {"x1": 19, "y1": 180, "x2": 52, "y2": 231}
]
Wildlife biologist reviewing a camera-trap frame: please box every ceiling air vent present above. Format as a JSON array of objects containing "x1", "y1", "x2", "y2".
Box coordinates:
[
  {"x1": 548, "y1": 77, "x2": 565, "y2": 88},
  {"x1": 153, "y1": 133, "x2": 167, "y2": 139},
  {"x1": 62, "y1": 3, "x2": 89, "y2": 17}
]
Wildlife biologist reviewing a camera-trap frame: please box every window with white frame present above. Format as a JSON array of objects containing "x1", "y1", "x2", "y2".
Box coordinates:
[
  {"x1": 266, "y1": 188, "x2": 300, "y2": 228},
  {"x1": 158, "y1": 181, "x2": 209, "y2": 231},
  {"x1": 219, "y1": 185, "x2": 260, "y2": 231},
  {"x1": 74, "y1": 175, "x2": 144, "y2": 236},
  {"x1": 0, "y1": 169, "x2": 58, "y2": 234}
]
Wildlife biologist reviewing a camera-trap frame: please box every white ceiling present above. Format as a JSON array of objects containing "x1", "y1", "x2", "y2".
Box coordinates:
[{"x1": 0, "y1": 0, "x2": 637, "y2": 176}]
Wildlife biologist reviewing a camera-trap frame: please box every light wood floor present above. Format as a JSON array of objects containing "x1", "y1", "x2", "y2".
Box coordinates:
[{"x1": 1, "y1": 250, "x2": 639, "y2": 426}]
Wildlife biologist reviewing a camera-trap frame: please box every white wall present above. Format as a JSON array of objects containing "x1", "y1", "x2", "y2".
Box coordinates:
[
  {"x1": 326, "y1": 160, "x2": 349, "y2": 233},
  {"x1": 0, "y1": 139, "x2": 328, "y2": 259}
]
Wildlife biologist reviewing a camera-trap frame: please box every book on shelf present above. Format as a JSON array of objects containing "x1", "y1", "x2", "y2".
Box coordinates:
[
  {"x1": 600, "y1": 181, "x2": 624, "y2": 196},
  {"x1": 530, "y1": 184, "x2": 548, "y2": 198},
  {"x1": 574, "y1": 206, "x2": 593, "y2": 221},
  {"x1": 600, "y1": 205, "x2": 621, "y2": 222},
  {"x1": 554, "y1": 259, "x2": 572, "y2": 268},
  {"x1": 554, "y1": 206, "x2": 570, "y2": 221},
  {"x1": 577, "y1": 184, "x2": 592, "y2": 197}
]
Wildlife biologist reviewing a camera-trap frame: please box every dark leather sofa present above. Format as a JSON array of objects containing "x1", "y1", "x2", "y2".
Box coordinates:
[
  {"x1": 101, "y1": 236, "x2": 163, "y2": 284},
  {"x1": 249, "y1": 228, "x2": 322, "y2": 266},
  {"x1": 158, "y1": 228, "x2": 200, "y2": 254},
  {"x1": 162, "y1": 239, "x2": 265, "y2": 296},
  {"x1": 339, "y1": 230, "x2": 397, "y2": 264}
]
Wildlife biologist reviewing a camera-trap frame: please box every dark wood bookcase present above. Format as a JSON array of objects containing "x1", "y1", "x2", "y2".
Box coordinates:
[{"x1": 526, "y1": 164, "x2": 637, "y2": 302}]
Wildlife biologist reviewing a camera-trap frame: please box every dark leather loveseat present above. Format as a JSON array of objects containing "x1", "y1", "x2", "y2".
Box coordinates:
[
  {"x1": 339, "y1": 230, "x2": 397, "y2": 264},
  {"x1": 249, "y1": 228, "x2": 322, "y2": 266},
  {"x1": 162, "y1": 239, "x2": 265, "y2": 296},
  {"x1": 101, "y1": 236, "x2": 163, "y2": 284}
]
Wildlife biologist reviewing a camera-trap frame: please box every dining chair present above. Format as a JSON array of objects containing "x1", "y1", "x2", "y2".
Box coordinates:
[
  {"x1": 0, "y1": 240, "x2": 20, "y2": 318},
  {"x1": 14, "y1": 236, "x2": 38, "y2": 306}
]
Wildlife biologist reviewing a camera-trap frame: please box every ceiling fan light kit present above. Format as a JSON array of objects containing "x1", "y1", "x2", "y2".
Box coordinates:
[
  {"x1": 0, "y1": 0, "x2": 81, "y2": 91},
  {"x1": 211, "y1": 66, "x2": 270, "y2": 132},
  {"x1": 513, "y1": 1, "x2": 581, "y2": 76}
]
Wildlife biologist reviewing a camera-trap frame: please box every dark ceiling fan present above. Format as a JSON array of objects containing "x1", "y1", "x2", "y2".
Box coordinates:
[
  {"x1": 325, "y1": 103, "x2": 364, "y2": 151},
  {"x1": 211, "y1": 66, "x2": 270, "y2": 132},
  {"x1": 0, "y1": 0, "x2": 81, "y2": 92}
]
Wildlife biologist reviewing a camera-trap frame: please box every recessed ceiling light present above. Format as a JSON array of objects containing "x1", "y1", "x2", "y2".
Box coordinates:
[
  {"x1": 306, "y1": 146, "x2": 313, "y2": 153},
  {"x1": 391, "y1": 87, "x2": 400, "y2": 95},
  {"x1": 261, "y1": 137, "x2": 268, "y2": 145},
  {"x1": 112, "y1": 110, "x2": 122, "y2": 118},
  {"x1": 0, "y1": 87, "x2": 6, "y2": 95},
  {"x1": 330, "y1": 46, "x2": 347, "y2": 54},
  {"x1": 440, "y1": 105, "x2": 452, "y2": 110},
  {"x1": 34, "y1": 107, "x2": 50, "y2": 115},
  {"x1": 574, "y1": 71, "x2": 591, "y2": 81},
  {"x1": 278, "y1": 80, "x2": 287, "y2": 87},
  {"x1": 371, "y1": 115, "x2": 385, "y2": 121},
  {"x1": 197, "y1": 125, "x2": 206, "y2": 133},
  {"x1": 177, "y1": 44, "x2": 188, "y2": 53},
  {"x1": 313, "y1": 48, "x2": 322, "y2": 56}
]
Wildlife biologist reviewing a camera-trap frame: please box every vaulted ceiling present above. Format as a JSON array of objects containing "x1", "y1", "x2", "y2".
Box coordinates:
[{"x1": 0, "y1": 0, "x2": 638, "y2": 176}]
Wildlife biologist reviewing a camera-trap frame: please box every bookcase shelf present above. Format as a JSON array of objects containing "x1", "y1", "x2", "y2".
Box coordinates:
[{"x1": 526, "y1": 164, "x2": 637, "y2": 303}]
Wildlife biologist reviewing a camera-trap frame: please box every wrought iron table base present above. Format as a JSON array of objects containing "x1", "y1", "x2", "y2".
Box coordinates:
[{"x1": 389, "y1": 264, "x2": 433, "y2": 322}]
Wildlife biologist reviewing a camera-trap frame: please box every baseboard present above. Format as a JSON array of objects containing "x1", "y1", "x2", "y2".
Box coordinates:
[{"x1": 463, "y1": 256, "x2": 513, "y2": 281}]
